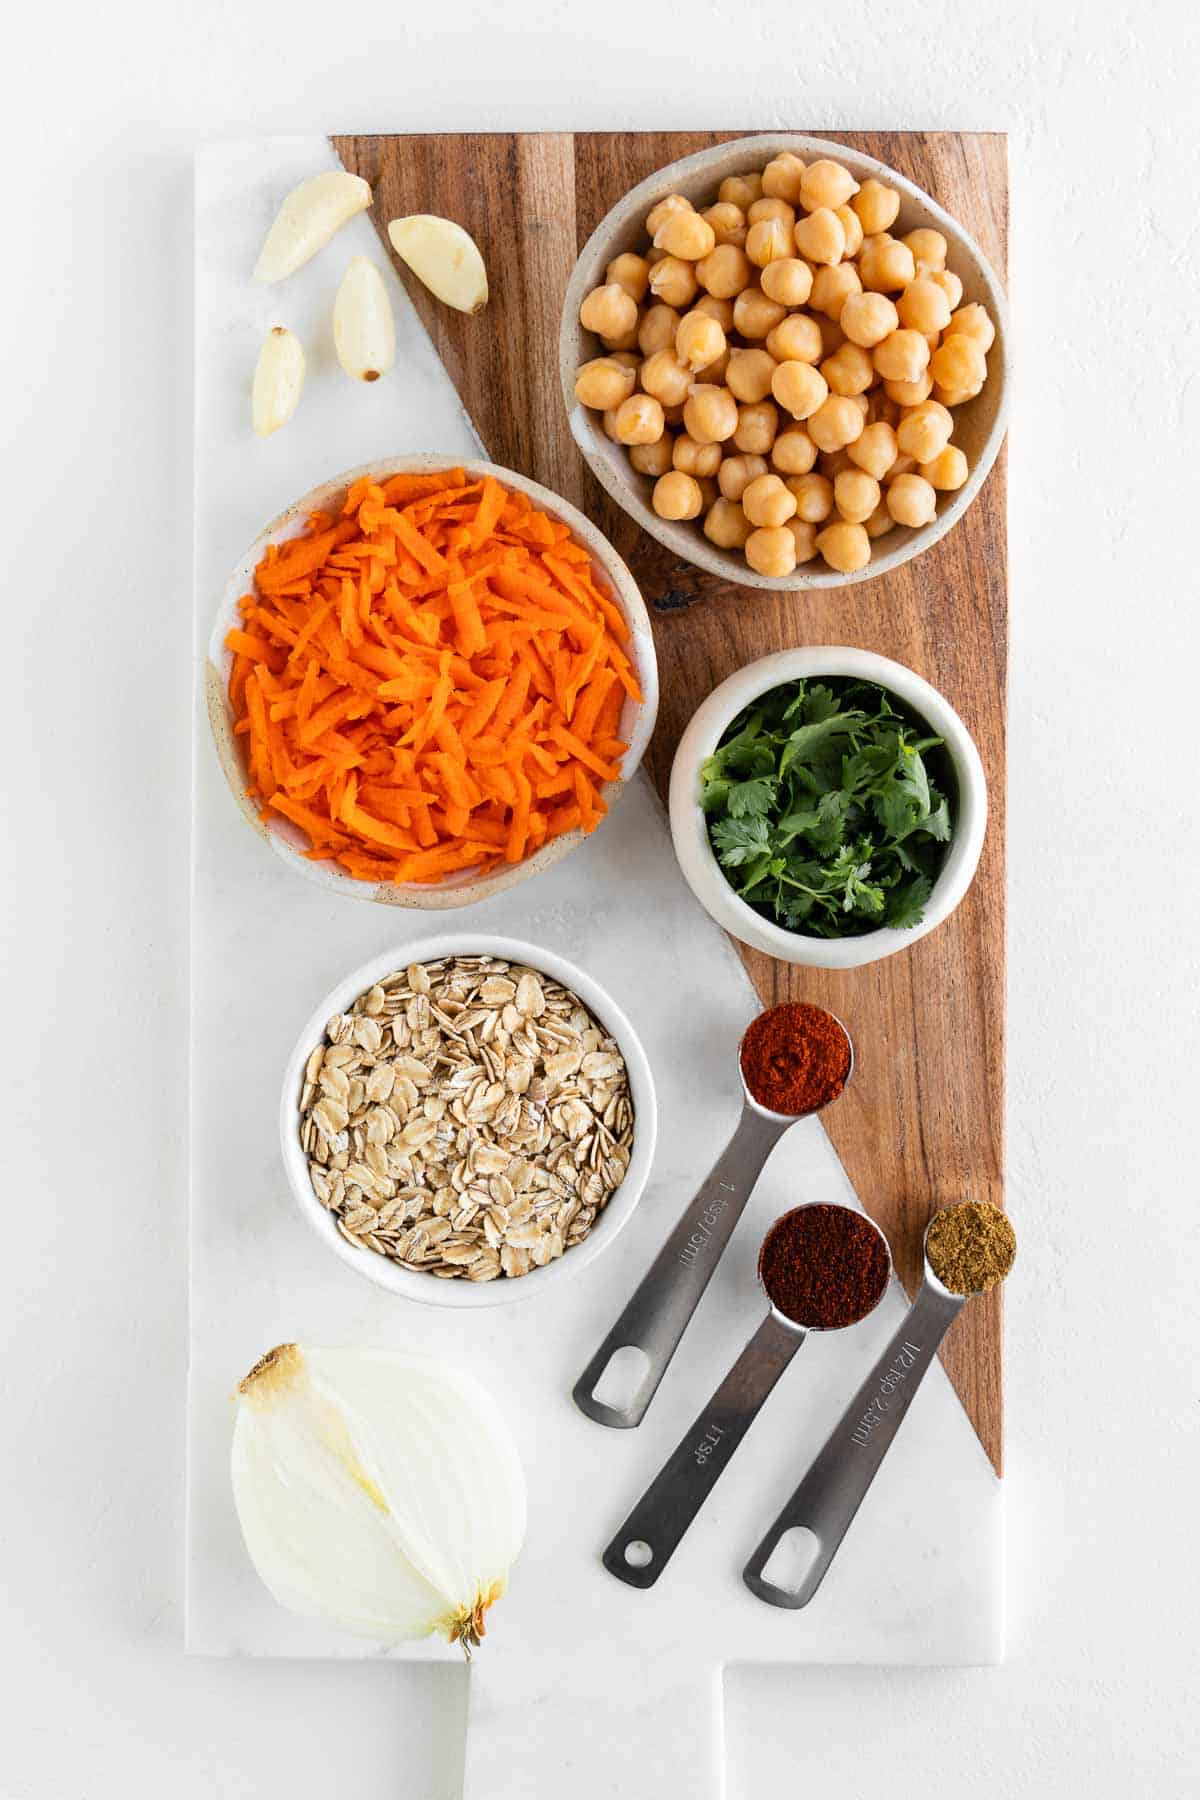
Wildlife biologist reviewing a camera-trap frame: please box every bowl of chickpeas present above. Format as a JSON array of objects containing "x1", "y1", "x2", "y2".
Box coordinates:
[{"x1": 560, "y1": 134, "x2": 1008, "y2": 589}]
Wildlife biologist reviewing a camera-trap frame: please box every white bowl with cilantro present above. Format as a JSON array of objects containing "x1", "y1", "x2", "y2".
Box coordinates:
[{"x1": 668, "y1": 648, "x2": 987, "y2": 968}]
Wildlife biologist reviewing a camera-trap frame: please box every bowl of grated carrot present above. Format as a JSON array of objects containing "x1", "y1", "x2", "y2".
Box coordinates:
[{"x1": 207, "y1": 457, "x2": 659, "y2": 906}]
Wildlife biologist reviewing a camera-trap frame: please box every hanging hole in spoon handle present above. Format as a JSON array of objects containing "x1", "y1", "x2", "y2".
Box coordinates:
[
  {"x1": 603, "y1": 1309, "x2": 807, "y2": 1587},
  {"x1": 743, "y1": 1276, "x2": 966, "y2": 1610}
]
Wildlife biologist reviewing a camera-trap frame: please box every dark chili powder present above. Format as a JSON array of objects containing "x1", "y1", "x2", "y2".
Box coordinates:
[
  {"x1": 740, "y1": 1002, "x2": 852, "y2": 1116},
  {"x1": 758, "y1": 1204, "x2": 890, "y2": 1328}
]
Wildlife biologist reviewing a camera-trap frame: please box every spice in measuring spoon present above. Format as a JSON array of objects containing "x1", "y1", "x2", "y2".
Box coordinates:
[
  {"x1": 744, "y1": 1200, "x2": 1019, "y2": 1611},
  {"x1": 740, "y1": 1002, "x2": 853, "y2": 1116},
  {"x1": 603, "y1": 1203, "x2": 891, "y2": 1589},
  {"x1": 574, "y1": 1003, "x2": 856, "y2": 1429}
]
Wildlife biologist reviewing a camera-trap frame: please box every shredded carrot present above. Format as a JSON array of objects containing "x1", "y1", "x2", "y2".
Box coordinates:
[{"x1": 225, "y1": 471, "x2": 641, "y2": 885}]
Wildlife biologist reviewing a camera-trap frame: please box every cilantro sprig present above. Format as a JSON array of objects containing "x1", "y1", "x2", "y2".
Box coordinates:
[{"x1": 700, "y1": 678, "x2": 953, "y2": 938}]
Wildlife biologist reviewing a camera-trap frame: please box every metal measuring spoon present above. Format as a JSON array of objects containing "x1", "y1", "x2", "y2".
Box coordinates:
[
  {"x1": 602, "y1": 1203, "x2": 891, "y2": 1590},
  {"x1": 743, "y1": 1201, "x2": 1017, "y2": 1610},
  {"x1": 573, "y1": 1006, "x2": 853, "y2": 1430}
]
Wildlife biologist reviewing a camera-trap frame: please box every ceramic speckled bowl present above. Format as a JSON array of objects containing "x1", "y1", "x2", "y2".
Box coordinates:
[
  {"x1": 207, "y1": 456, "x2": 659, "y2": 909},
  {"x1": 559, "y1": 133, "x2": 1010, "y2": 592}
]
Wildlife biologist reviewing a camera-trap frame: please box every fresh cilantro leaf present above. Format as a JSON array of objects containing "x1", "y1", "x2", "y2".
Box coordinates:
[
  {"x1": 886, "y1": 875, "x2": 934, "y2": 929},
  {"x1": 710, "y1": 815, "x2": 771, "y2": 866},
  {"x1": 726, "y1": 776, "x2": 776, "y2": 818}
]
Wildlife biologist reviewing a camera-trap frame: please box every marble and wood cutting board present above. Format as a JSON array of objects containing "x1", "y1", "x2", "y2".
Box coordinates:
[
  {"x1": 333, "y1": 128, "x2": 1009, "y2": 1473},
  {"x1": 191, "y1": 131, "x2": 1007, "y2": 1800}
]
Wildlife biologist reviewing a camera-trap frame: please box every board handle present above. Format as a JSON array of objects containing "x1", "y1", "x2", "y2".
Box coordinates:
[{"x1": 463, "y1": 1650, "x2": 724, "y2": 1800}]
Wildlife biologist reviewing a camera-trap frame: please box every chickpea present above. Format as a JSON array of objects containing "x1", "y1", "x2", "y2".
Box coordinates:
[
  {"x1": 645, "y1": 193, "x2": 692, "y2": 236},
  {"x1": 746, "y1": 216, "x2": 793, "y2": 267},
  {"x1": 611, "y1": 350, "x2": 642, "y2": 370},
  {"x1": 601, "y1": 407, "x2": 622, "y2": 442},
  {"x1": 733, "y1": 400, "x2": 779, "y2": 454},
  {"x1": 733, "y1": 286, "x2": 787, "y2": 339},
  {"x1": 820, "y1": 342, "x2": 874, "y2": 397},
  {"x1": 719, "y1": 453, "x2": 770, "y2": 500},
  {"x1": 858, "y1": 234, "x2": 916, "y2": 293},
  {"x1": 819, "y1": 447, "x2": 854, "y2": 479},
  {"x1": 933, "y1": 381, "x2": 983, "y2": 408},
  {"x1": 897, "y1": 277, "x2": 952, "y2": 336},
  {"x1": 903, "y1": 227, "x2": 947, "y2": 274},
  {"x1": 766, "y1": 312, "x2": 823, "y2": 364},
  {"x1": 884, "y1": 371, "x2": 934, "y2": 406},
  {"x1": 852, "y1": 178, "x2": 901, "y2": 236},
  {"x1": 682, "y1": 383, "x2": 739, "y2": 444},
  {"x1": 574, "y1": 356, "x2": 638, "y2": 410},
  {"x1": 744, "y1": 525, "x2": 798, "y2": 578},
  {"x1": 600, "y1": 323, "x2": 641, "y2": 353},
  {"x1": 652, "y1": 470, "x2": 704, "y2": 521},
  {"x1": 662, "y1": 402, "x2": 687, "y2": 427},
  {"x1": 793, "y1": 206, "x2": 846, "y2": 266},
  {"x1": 835, "y1": 204, "x2": 864, "y2": 258},
  {"x1": 928, "y1": 268, "x2": 964, "y2": 311},
  {"x1": 630, "y1": 435, "x2": 675, "y2": 477},
  {"x1": 772, "y1": 359, "x2": 828, "y2": 420},
  {"x1": 887, "y1": 472, "x2": 938, "y2": 527},
  {"x1": 648, "y1": 255, "x2": 700, "y2": 308},
  {"x1": 613, "y1": 393, "x2": 666, "y2": 446},
  {"x1": 655, "y1": 209, "x2": 717, "y2": 261},
  {"x1": 638, "y1": 303, "x2": 682, "y2": 357},
  {"x1": 726, "y1": 347, "x2": 778, "y2": 403},
  {"x1": 742, "y1": 472, "x2": 797, "y2": 529},
  {"x1": 760, "y1": 257, "x2": 814, "y2": 307},
  {"x1": 816, "y1": 315, "x2": 846, "y2": 358},
  {"x1": 799, "y1": 158, "x2": 859, "y2": 212},
  {"x1": 815, "y1": 519, "x2": 871, "y2": 573},
  {"x1": 864, "y1": 500, "x2": 896, "y2": 538},
  {"x1": 808, "y1": 393, "x2": 865, "y2": 453},
  {"x1": 646, "y1": 246, "x2": 668, "y2": 267},
  {"x1": 673, "y1": 433, "x2": 723, "y2": 477},
  {"x1": 833, "y1": 468, "x2": 881, "y2": 524},
  {"x1": 896, "y1": 399, "x2": 953, "y2": 463},
  {"x1": 695, "y1": 476, "x2": 719, "y2": 512},
  {"x1": 810, "y1": 261, "x2": 862, "y2": 321},
  {"x1": 692, "y1": 293, "x2": 736, "y2": 330},
  {"x1": 747, "y1": 196, "x2": 796, "y2": 229},
  {"x1": 840, "y1": 290, "x2": 899, "y2": 348},
  {"x1": 640, "y1": 348, "x2": 693, "y2": 407},
  {"x1": 761, "y1": 152, "x2": 807, "y2": 203},
  {"x1": 887, "y1": 451, "x2": 918, "y2": 481},
  {"x1": 676, "y1": 310, "x2": 726, "y2": 372},
  {"x1": 696, "y1": 243, "x2": 753, "y2": 300},
  {"x1": 699, "y1": 348, "x2": 731, "y2": 385},
  {"x1": 579, "y1": 282, "x2": 639, "y2": 339},
  {"x1": 770, "y1": 427, "x2": 818, "y2": 475},
  {"x1": 704, "y1": 497, "x2": 752, "y2": 550},
  {"x1": 719, "y1": 172, "x2": 763, "y2": 210},
  {"x1": 930, "y1": 334, "x2": 987, "y2": 393},
  {"x1": 847, "y1": 420, "x2": 898, "y2": 480},
  {"x1": 873, "y1": 328, "x2": 931, "y2": 384},
  {"x1": 787, "y1": 471, "x2": 834, "y2": 523},
  {"x1": 866, "y1": 389, "x2": 901, "y2": 426},
  {"x1": 606, "y1": 252, "x2": 651, "y2": 302},
  {"x1": 785, "y1": 519, "x2": 819, "y2": 564},
  {"x1": 947, "y1": 303, "x2": 996, "y2": 352},
  {"x1": 702, "y1": 201, "x2": 748, "y2": 247},
  {"x1": 920, "y1": 444, "x2": 969, "y2": 491}
]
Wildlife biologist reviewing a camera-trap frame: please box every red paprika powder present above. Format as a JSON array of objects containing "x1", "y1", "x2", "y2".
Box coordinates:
[
  {"x1": 758, "y1": 1204, "x2": 890, "y2": 1328},
  {"x1": 740, "y1": 1002, "x2": 852, "y2": 1116}
]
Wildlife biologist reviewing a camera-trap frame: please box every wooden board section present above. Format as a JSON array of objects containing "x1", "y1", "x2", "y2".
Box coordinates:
[{"x1": 334, "y1": 130, "x2": 1008, "y2": 1471}]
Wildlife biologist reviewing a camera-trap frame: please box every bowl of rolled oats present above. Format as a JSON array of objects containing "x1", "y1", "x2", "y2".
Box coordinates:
[{"x1": 280, "y1": 935, "x2": 657, "y2": 1307}]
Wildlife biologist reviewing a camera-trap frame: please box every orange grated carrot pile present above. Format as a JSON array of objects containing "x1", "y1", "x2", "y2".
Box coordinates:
[{"x1": 225, "y1": 470, "x2": 642, "y2": 884}]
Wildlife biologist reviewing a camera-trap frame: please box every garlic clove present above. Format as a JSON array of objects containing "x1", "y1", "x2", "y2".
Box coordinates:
[
  {"x1": 387, "y1": 214, "x2": 489, "y2": 314},
  {"x1": 332, "y1": 256, "x2": 396, "y2": 382},
  {"x1": 254, "y1": 171, "x2": 372, "y2": 284},
  {"x1": 251, "y1": 326, "x2": 305, "y2": 436}
]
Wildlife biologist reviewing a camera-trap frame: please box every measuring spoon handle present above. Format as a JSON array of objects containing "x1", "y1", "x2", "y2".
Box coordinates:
[
  {"x1": 573, "y1": 1104, "x2": 789, "y2": 1428},
  {"x1": 743, "y1": 1278, "x2": 965, "y2": 1609},
  {"x1": 604, "y1": 1310, "x2": 805, "y2": 1588}
]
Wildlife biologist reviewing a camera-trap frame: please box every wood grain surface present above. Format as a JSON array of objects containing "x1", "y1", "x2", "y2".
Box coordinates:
[{"x1": 334, "y1": 130, "x2": 1008, "y2": 1471}]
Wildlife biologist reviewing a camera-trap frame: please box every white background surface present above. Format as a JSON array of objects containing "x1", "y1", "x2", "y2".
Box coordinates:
[{"x1": 3, "y1": 2, "x2": 1197, "y2": 1795}]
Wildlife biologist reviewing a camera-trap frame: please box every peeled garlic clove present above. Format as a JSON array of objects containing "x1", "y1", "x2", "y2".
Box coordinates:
[
  {"x1": 254, "y1": 171, "x2": 372, "y2": 284},
  {"x1": 387, "y1": 214, "x2": 489, "y2": 314},
  {"x1": 252, "y1": 326, "x2": 305, "y2": 436},
  {"x1": 332, "y1": 256, "x2": 396, "y2": 382}
]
